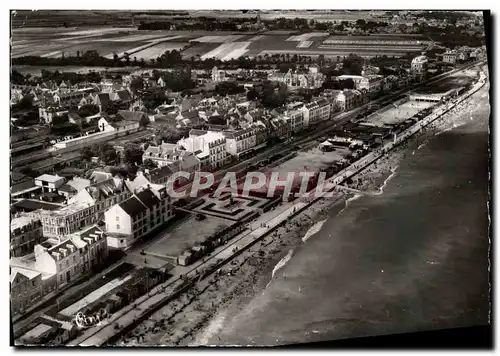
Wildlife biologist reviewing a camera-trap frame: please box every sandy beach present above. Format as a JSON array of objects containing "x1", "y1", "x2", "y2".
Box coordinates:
[{"x1": 115, "y1": 74, "x2": 489, "y2": 347}]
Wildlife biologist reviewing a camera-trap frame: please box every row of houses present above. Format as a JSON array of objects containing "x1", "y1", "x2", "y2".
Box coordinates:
[{"x1": 10, "y1": 226, "x2": 108, "y2": 317}]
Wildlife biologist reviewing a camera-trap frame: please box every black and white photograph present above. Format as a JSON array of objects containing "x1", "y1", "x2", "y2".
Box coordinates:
[{"x1": 8, "y1": 8, "x2": 492, "y2": 348}]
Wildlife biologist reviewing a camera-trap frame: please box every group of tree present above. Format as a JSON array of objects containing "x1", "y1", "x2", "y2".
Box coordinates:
[
  {"x1": 11, "y1": 94, "x2": 36, "y2": 114},
  {"x1": 77, "y1": 104, "x2": 100, "y2": 118},
  {"x1": 81, "y1": 143, "x2": 118, "y2": 165},
  {"x1": 342, "y1": 54, "x2": 364, "y2": 76},
  {"x1": 214, "y1": 81, "x2": 246, "y2": 96},
  {"x1": 154, "y1": 125, "x2": 189, "y2": 144},
  {"x1": 122, "y1": 147, "x2": 144, "y2": 166},
  {"x1": 250, "y1": 81, "x2": 289, "y2": 109},
  {"x1": 321, "y1": 78, "x2": 355, "y2": 90},
  {"x1": 141, "y1": 89, "x2": 169, "y2": 110}
]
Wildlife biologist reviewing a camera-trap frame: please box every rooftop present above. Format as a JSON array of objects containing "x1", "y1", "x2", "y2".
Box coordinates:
[
  {"x1": 11, "y1": 215, "x2": 40, "y2": 232},
  {"x1": 35, "y1": 174, "x2": 64, "y2": 183}
]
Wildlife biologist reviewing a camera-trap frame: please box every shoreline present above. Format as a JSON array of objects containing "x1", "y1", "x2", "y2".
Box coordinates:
[{"x1": 114, "y1": 75, "x2": 488, "y2": 347}]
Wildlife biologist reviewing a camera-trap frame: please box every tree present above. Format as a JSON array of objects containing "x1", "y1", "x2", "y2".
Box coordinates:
[
  {"x1": 207, "y1": 116, "x2": 226, "y2": 126},
  {"x1": 19, "y1": 167, "x2": 39, "y2": 178},
  {"x1": 81, "y1": 146, "x2": 95, "y2": 161},
  {"x1": 339, "y1": 78, "x2": 355, "y2": 90},
  {"x1": 214, "y1": 81, "x2": 245, "y2": 96},
  {"x1": 278, "y1": 63, "x2": 296, "y2": 73},
  {"x1": 78, "y1": 104, "x2": 99, "y2": 118},
  {"x1": 11, "y1": 94, "x2": 34, "y2": 112},
  {"x1": 123, "y1": 147, "x2": 144, "y2": 165},
  {"x1": 139, "y1": 115, "x2": 150, "y2": 128},
  {"x1": 97, "y1": 143, "x2": 118, "y2": 165},
  {"x1": 142, "y1": 90, "x2": 168, "y2": 110},
  {"x1": 130, "y1": 76, "x2": 144, "y2": 97},
  {"x1": 342, "y1": 54, "x2": 364, "y2": 75},
  {"x1": 246, "y1": 88, "x2": 259, "y2": 101},
  {"x1": 143, "y1": 159, "x2": 158, "y2": 169}
]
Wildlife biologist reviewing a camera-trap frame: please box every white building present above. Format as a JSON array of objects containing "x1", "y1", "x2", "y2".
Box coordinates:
[
  {"x1": 223, "y1": 128, "x2": 257, "y2": 158},
  {"x1": 35, "y1": 174, "x2": 66, "y2": 193},
  {"x1": 300, "y1": 98, "x2": 331, "y2": 127},
  {"x1": 178, "y1": 130, "x2": 228, "y2": 170},
  {"x1": 142, "y1": 142, "x2": 201, "y2": 173},
  {"x1": 443, "y1": 50, "x2": 458, "y2": 65},
  {"x1": 211, "y1": 66, "x2": 226, "y2": 82},
  {"x1": 411, "y1": 55, "x2": 428, "y2": 74},
  {"x1": 105, "y1": 185, "x2": 173, "y2": 249},
  {"x1": 270, "y1": 68, "x2": 325, "y2": 90},
  {"x1": 283, "y1": 103, "x2": 305, "y2": 132}
]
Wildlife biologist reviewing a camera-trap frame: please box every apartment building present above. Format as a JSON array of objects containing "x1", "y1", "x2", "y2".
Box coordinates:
[
  {"x1": 337, "y1": 74, "x2": 384, "y2": 93},
  {"x1": 411, "y1": 55, "x2": 429, "y2": 74},
  {"x1": 443, "y1": 50, "x2": 458, "y2": 65},
  {"x1": 105, "y1": 185, "x2": 173, "y2": 249},
  {"x1": 142, "y1": 142, "x2": 201, "y2": 173},
  {"x1": 11, "y1": 215, "x2": 44, "y2": 257},
  {"x1": 178, "y1": 130, "x2": 228, "y2": 170},
  {"x1": 300, "y1": 98, "x2": 331, "y2": 127},
  {"x1": 283, "y1": 103, "x2": 305, "y2": 132},
  {"x1": 10, "y1": 266, "x2": 44, "y2": 317},
  {"x1": 335, "y1": 90, "x2": 356, "y2": 112},
  {"x1": 223, "y1": 128, "x2": 257, "y2": 158}
]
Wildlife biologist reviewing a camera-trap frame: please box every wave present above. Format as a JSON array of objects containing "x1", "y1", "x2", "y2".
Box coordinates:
[
  {"x1": 266, "y1": 249, "x2": 294, "y2": 289},
  {"x1": 336, "y1": 193, "x2": 363, "y2": 216},
  {"x1": 191, "y1": 310, "x2": 228, "y2": 346},
  {"x1": 374, "y1": 165, "x2": 398, "y2": 196},
  {"x1": 302, "y1": 220, "x2": 327, "y2": 243}
]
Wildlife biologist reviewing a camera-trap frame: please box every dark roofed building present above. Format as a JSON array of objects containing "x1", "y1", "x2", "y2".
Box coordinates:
[
  {"x1": 117, "y1": 110, "x2": 148, "y2": 122},
  {"x1": 135, "y1": 189, "x2": 160, "y2": 210},
  {"x1": 148, "y1": 165, "x2": 175, "y2": 185},
  {"x1": 118, "y1": 196, "x2": 146, "y2": 218}
]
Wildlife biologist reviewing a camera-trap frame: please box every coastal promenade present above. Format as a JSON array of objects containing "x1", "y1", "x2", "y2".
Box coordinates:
[{"x1": 70, "y1": 66, "x2": 486, "y2": 347}]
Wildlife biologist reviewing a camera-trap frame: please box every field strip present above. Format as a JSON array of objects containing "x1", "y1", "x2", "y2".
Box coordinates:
[
  {"x1": 248, "y1": 35, "x2": 266, "y2": 41},
  {"x1": 132, "y1": 42, "x2": 189, "y2": 60},
  {"x1": 191, "y1": 35, "x2": 246, "y2": 43},
  {"x1": 103, "y1": 36, "x2": 186, "y2": 59},
  {"x1": 201, "y1": 41, "x2": 251, "y2": 61},
  {"x1": 287, "y1": 32, "x2": 329, "y2": 41},
  {"x1": 297, "y1": 41, "x2": 313, "y2": 48},
  {"x1": 60, "y1": 28, "x2": 134, "y2": 36}
]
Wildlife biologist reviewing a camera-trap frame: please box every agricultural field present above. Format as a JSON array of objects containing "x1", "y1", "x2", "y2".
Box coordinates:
[
  {"x1": 201, "y1": 42, "x2": 251, "y2": 60},
  {"x1": 297, "y1": 41, "x2": 314, "y2": 48},
  {"x1": 181, "y1": 42, "x2": 221, "y2": 59},
  {"x1": 132, "y1": 42, "x2": 191, "y2": 60},
  {"x1": 11, "y1": 26, "x2": 434, "y2": 62},
  {"x1": 190, "y1": 35, "x2": 247, "y2": 43},
  {"x1": 286, "y1": 32, "x2": 329, "y2": 42}
]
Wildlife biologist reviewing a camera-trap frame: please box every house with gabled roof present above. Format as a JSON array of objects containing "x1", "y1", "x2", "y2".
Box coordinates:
[
  {"x1": 93, "y1": 93, "x2": 112, "y2": 112},
  {"x1": 104, "y1": 185, "x2": 173, "y2": 249}
]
